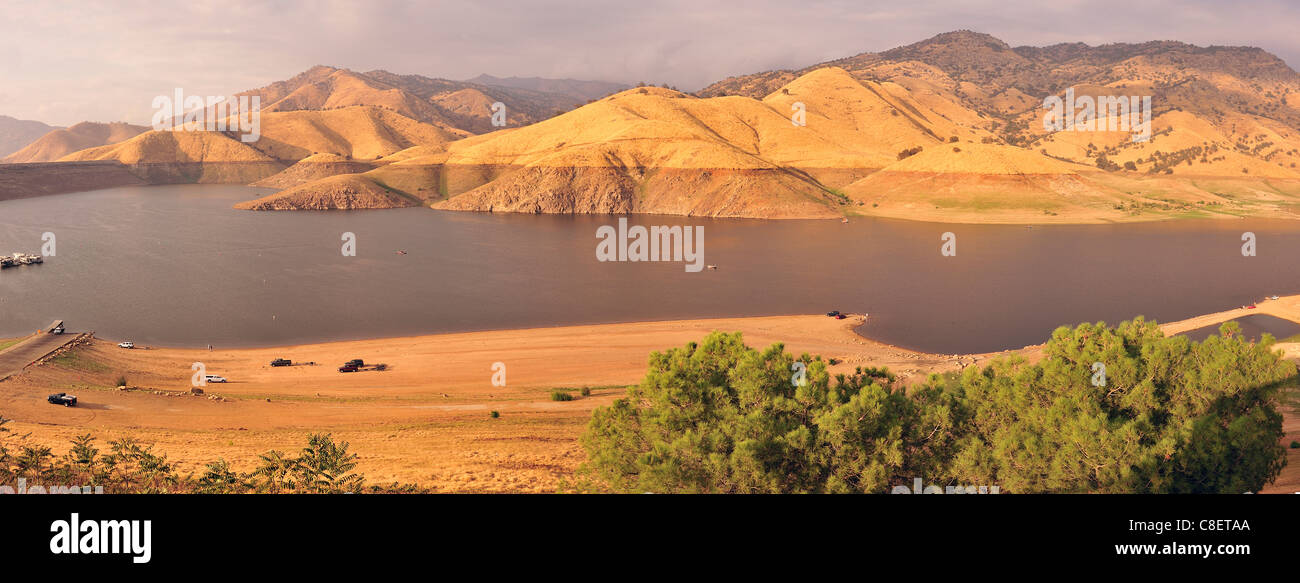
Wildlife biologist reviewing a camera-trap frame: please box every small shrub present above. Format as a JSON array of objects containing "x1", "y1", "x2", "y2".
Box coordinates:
[
  {"x1": 115, "y1": 374, "x2": 128, "y2": 387},
  {"x1": 580, "y1": 387, "x2": 592, "y2": 397},
  {"x1": 490, "y1": 410, "x2": 500, "y2": 419},
  {"x1": 1290, "y1": 441, "x2": 1299, "y2": 449},
  {"x1": 551, "y1": 391, "x2": 574, "y2": 402}
]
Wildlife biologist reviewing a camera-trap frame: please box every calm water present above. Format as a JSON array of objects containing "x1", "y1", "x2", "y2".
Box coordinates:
[{"x1": 1, "y1": 184, "x2": 1299, "y2": 354}]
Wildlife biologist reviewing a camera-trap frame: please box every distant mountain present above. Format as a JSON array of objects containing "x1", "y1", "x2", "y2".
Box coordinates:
[
  {"x1": 21, "y1": 34, "x2": 1300, "y2": 223},
  {"x1": 699, "y1": 30, "x2": 1300, "y2": 179},
  {"x1": 60, "y1": 105, "x2": 467, "y2": 183},
  {"x1": 234, "y1": 65, "x2": 594, "y2": 134},
  {"x1": 0, "y1": 116, "x2": 61, "y2": 159},
  {"x1": 465, "y1": 74, "x2": 628, "y2": 103},
  {"x1": 4, "y1": 122, "x2": 148, "y2": 163}
]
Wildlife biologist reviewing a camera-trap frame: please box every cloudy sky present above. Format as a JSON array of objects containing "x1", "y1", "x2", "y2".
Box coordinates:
[{"x1": 1, "y1": 0, "x2": 1297, "y2": 126}]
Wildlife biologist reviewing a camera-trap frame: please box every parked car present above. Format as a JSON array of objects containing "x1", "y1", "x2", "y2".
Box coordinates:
[
  {"x1": 118, "y1": 341, "x2": 134, "y2": 349},
  {"x1": 270, "y1": 358, "x2": 292, "y2": 367},
  {"x1": 47, "y1": 393, "x2": 77, "y2": 407},
  {"x1": 835, "y1": 313, "x2": 847, "y2": 319},
  {"x1": 203, "y1": 375, "x2": 227, "y2": 383},
  {"x1": 345, "y1": 359, "x2": 365, "y2": 368},
  {"x1": 338, "y1": 364, "x2": 359, "y2": 373},
  {"x1": 826, "y1": 310, "x2": 840, "y2": 317}
]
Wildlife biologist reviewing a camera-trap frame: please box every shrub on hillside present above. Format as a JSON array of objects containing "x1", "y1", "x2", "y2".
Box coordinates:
[{"x1": 577, "y1": 321, "x2": 1292, "y2": 494}]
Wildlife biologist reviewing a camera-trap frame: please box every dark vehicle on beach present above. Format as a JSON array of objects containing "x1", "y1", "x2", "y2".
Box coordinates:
[
  {"x1": 346, "y1": 359, "x2": 365, "y2": 368},
  {"x1": 47, "y1": 393, "x2": 77, "y2": 406},
  {"x1": 271, "y1": 358, "x2": 292, "y2": 367},
  {"x1": 339, "y1": 364, "x2": 359, "y2": 373},
  {"x1": 826, "y1": 310, "x2": 840, "y2": 317}
]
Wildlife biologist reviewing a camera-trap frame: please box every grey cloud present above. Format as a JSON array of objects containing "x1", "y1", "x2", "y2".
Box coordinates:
[{"x1": 0, "y1": 0, "x2": 1296, "y2": 125}]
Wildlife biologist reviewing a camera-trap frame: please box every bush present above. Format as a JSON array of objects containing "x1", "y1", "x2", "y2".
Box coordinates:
[
  {"x1": 1291, "y1": 441, "x2": 1299, "y2": 449},
  {"x1": 551, "y1": 391, "x2": 574, "y2": 402},
  {"x1": 578, "y1": 321, "x2": 1293, "y2": 494},
  {"x1": 896, "y1": 146, "x2": 923, "y2": 160},
  {"x1": 115, "y1": 375, "x2": 128, "y2": 387},
  {"x1": 490, "y1": 410, "x2": 500, "y2": 418},
  {"x1": 580, "y1": 387, "x2": 592, "y2": 397},
  {"x1": 0, "y1": 426, "x2": 377, "y2": 494}
]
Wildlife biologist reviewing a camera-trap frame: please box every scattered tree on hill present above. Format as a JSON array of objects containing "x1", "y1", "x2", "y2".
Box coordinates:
[{"x1": 897, "y1": 146, "x2": 924, "y2": 160}]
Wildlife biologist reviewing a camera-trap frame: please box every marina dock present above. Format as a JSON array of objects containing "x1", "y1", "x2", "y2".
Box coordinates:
[{"x1": 0, "y1": 252, "x2": 44, "y2": 269}]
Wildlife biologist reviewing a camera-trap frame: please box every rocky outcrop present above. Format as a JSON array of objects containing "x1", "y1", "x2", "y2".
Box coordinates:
[
  {"x1": 235, "y1": 174, "x2": 417, "y2": 210},
  {"x1": 252, "y1": 154, "x2": 378, "y2": 189},
  {"x1": 434, "y1": 165, "x2": 842, "y2": 218}
]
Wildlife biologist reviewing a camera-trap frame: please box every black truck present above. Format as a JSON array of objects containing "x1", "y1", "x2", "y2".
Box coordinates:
[{"x1": 47, "y1": 393, "x2": 77, "y2": 407}]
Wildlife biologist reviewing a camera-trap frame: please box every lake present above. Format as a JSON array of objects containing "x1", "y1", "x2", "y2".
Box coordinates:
[{"x1": 1, "y1": 184, "x2": 1298, "y2": 354}]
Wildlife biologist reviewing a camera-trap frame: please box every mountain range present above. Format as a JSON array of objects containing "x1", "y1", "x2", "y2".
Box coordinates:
[
  {"x1": 0, "y1": 115, "x2": 61, "y2": 159},
  {"x1": 6, "y1": 31, "x2": 1300, "y2": 222}
]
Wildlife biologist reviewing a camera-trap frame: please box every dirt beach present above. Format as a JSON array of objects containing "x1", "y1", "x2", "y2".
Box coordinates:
[{"x1": 1, "y1": 304, "x2": 1297, "y2": 492}]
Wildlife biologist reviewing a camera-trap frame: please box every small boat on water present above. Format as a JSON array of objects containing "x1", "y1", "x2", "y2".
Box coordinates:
[
  {"x1": 706, "y1": 265, "x2": 718, "y2": 270},
  {"x1": 4, "y1": 252, "x2": 44, "y2": 267}
]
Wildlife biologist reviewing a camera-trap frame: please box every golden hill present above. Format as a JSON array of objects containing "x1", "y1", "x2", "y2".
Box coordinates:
[
  {"x1": 4, "y1": 122, "x2": 148, "y2": 163},
  {"x1": 250, "y1": 106, "x2": 469, "y2": 161},
  {"x1": 878, "y1": 142, "x2": 1084, "y2": 174},
  {"x1": 272, "y1": 65, "x2": 1289, "y2": 220},
  {"x1": 251, "y1": 153, "x2": 379, "y2": 189},
  {"x1": 423, "y1": 67, "x2": 1051, "y2": 217},
  {"x1": 437, "y1": 68, "x2": 970, "y2": 171},
  {"x1": 61, "y1": 129, "x2": 275, "y2": 164},
  {"x1": 22, "y1": 36, "x2": 1300, "y2": 224},
  {"x1": 62, "y1": 105, "x2": 467, "y2": 170},
  {"x1": 239, "y1": 65, "x2": 584, "y2": 134},
  {"x1": 235, "y1": 174, "x2": 416, "y2": 210},
  {"x1": 59, "y1": 130, "x2": 284, "y2": 183}
]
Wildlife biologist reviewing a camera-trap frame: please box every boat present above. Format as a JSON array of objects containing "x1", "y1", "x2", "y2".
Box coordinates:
[
  {"x1": 706, "y1": 265, "x2": 718, "y2": 270},
  {"x1": 3, "y1": 252, "x2": 44, "y2": 267}
]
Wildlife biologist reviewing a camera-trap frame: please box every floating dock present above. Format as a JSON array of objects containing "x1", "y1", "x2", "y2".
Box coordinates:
[{"x1": 0, "y1": 252, "x2": 44, "y2": 269}]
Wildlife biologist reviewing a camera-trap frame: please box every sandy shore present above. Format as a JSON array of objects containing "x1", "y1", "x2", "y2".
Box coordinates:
[{"x1": 2, "y1": 303, "x2": 1298, "y2": 492}]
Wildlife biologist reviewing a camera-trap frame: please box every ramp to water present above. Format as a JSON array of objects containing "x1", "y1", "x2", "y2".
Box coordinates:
[{"x1": 0, "y1": 333, "x2": 80, "y2": 381}]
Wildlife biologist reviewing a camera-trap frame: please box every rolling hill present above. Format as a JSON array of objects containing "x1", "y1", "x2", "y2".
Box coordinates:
[
  {"x1": 0, "y1": 115, "x2": 59, "y2": 159},
  {"x1": 237, "y1": 66, "x2": 595, "y2": 134},
  {"x1": 4, "y1": 122, "x2": 149, "y2": 163},
  {"x1": 15, "y1": 32, "x2": 1300, "y2": 223}
]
